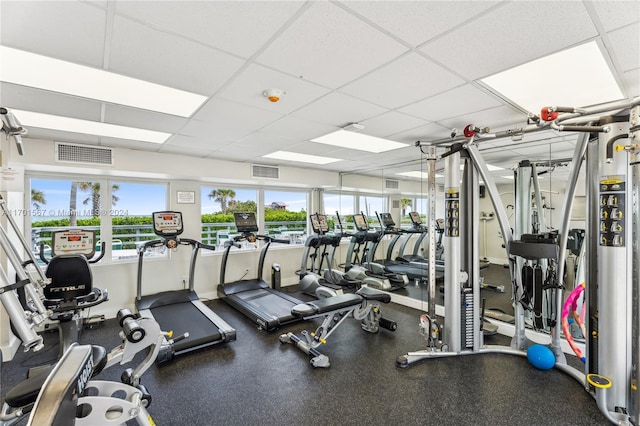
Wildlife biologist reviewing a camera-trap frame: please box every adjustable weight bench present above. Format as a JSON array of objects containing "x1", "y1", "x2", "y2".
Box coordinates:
[{"x1": 279, "y1": 286, "x2": 397, "y2": 368}]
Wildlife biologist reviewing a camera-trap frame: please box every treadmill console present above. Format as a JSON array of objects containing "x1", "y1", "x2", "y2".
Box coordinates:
[
  {"x1": 379, "y1": 213, "x2": 395, "y2": 229},
  {"x1": 310, "y1": 213, "x2": 329, "y2": 235},
  {"x1": 408, "y1": 212, "x2": 423, "y2": 227},
  {"x1": 152, "y1": 211, "x2": 184, "y2": 237},
  {"x1": 234, "y1": 212, "x2": 259, "y2": 233},
  {"x1": 51, "y1": 229, "x2": 96, "y2": 257},
  {"x1": 353, "y1": 214, "x2": 369, "y2": 232}
]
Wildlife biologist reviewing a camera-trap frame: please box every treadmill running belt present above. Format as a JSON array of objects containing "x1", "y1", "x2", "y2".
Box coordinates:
[
  {"x1": 235, "y1": 289, "x2": 297, "y2": 321},
  {"x1": 151, "y1": 303, "x2": 223, "y2": 353}
]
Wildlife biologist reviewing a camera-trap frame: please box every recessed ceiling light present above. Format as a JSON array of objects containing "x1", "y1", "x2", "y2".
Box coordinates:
[
  {"x1": 13, "y1": 109, "x2": 170, "y2": 143},
  {"x1": 396, "y1": 171, "x2": 444, "y2": 179},
  {"x1": 311, "y1": 129, "x2": 408, "y2": 153},
  {"x1": 263, "y1": 150, "x2": 341, "y2": 165},
  {"x1": 479, "y1": 41, "x2": 624, "y2": 114},
  {"x1": 0, "y1": 46, "x2": 207, "y2": 117}
]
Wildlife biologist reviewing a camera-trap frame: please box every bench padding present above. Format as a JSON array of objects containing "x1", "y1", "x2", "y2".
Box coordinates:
[{"x1": 292, "y1": 294, "x2": 362, "y2": 317}]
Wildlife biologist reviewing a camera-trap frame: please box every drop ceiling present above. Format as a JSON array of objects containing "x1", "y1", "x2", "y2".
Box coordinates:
[{"x1": 1, "y1": 1, "x2": 638, "y2": 184}]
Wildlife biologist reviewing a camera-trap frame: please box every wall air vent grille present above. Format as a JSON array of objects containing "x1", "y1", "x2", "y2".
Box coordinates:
[
  {"x1": 385, "y1": 179, "x2": 399, "y2": 189},
  {"x1": 251, "y1": 164, "x2": 279, "y2": 179},
  {"x1": 392, "y1": 200, "x2": 400, "y2": 209},
  {"x1": 55, "y1": 142, "x2": 114, "y2": 166}
]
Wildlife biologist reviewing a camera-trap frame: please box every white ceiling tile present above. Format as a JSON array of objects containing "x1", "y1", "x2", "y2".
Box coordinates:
[
  {"x1": 397, "y1": 84, "x2": 502, "y2": 122},
  {"x1": 255, "y1": 1, "x2": 408, "y2": 88},
  {"x1": 621, "y1": 68, "x2": 640, "y2": 96},
  {"x1": 109, "y1": 15, "x2": 245, "y2": 95},
  {"x1": 341, "y1": 1, "x2": 500, "y2": 47},
  {"x1": 607, "y1": 23, "x2": 640, "y2": 72},
  {"x1": 421, "y1": 2, "x2": 599, "y2": 80},
  {"x1": 215, "y1": 132, "x2": 298, "y2": 157},
  {"x1": 159, "y1": 145, "x2": 213, "y2": 158},
  {"x1": 590, "y1": 1, "x2": 640, "y2": 32},
  {"x1": 0, "y1": 83, "x2": 102, "y2": 121},
  {"x1": 339, "y1": 53, "x2": 465, "y2": 109},
  {"x1": 104, "y1": 105, "x2": 188, "y2": 133},
  {"x1": 183, "y1": 99, "x2": 284, "y2": 142},
  {"x1": 437, "y1": 106, "x2": 528, "y2": 132},
  {"x1": 286, "y1": 141, "x2": 345, "y2": 157},
  {"x1": 291, "y1": 92, "x2": 388, "y2": 126},
  {"x1": 259, "y1": 116, "x2": 336, "y2": 141},
  {"x1": 98, "y1": 136, "x2": 163, "y2": 151},
  {"x1": 217, "y1": 64, "x2": 331, "y2": 114},
  {"x1": 115, "y1": 1, "x2": 305, "y2": 58},
  {"x1": 359, "y1": 111, "x2": 430, "y2": 138},
  {"x1": 163, "y1": 134, "x2": 228, "y2": 151},
  {"x1": 24, "y1": 129, "x2": 101, "y2": 146},
  {"x1": 388, "y1": 122, "x2": 452, "y2": 145},
  {"x1": 0, "y1": 1, "x2": 106, "y2": 67}
]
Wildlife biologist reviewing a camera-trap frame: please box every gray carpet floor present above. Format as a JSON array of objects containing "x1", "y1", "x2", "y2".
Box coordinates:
[{"x1": 1, "y1": 283, "x2": 607, "y2": 425}]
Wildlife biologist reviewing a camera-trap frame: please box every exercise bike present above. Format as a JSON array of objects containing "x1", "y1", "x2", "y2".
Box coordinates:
[{"x1": 1, "y1": 308, "x2": 183, "y2": 425}]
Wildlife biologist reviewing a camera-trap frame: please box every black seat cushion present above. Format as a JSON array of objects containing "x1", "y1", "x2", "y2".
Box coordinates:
[
  {"x1": 44, "y1": 255, "x2": 93, "y2": 301},
  {"x1": 4, "y1": 345, "x2": 107, "y2": 408}
]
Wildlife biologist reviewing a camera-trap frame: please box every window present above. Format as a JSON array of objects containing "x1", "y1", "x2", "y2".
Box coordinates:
[
  {"x1": 264, "y1": 190, "x2": 307, "y2": 244},
  {"x1": 201, "y1": 187, "x2": 257, "y2": 248},
  {"x1": 110, "y1": 182, "x2": 167, "y2": 260},
  {"x1": 323, "y1": 193, "x2": 354, "y2": 232},
  {"x1": 358, "y1": 195, "x2": 386, "y2": 230},
  {"x1": 29, "y1": 178, "x2": 103, "y2": 262}
]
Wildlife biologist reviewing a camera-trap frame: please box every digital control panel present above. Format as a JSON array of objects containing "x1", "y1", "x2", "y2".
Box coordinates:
[
  {"x1": 51, "y1": 229, "x2": 96, "y2": 257},
  {"x1": 409, "y1": 211, "x2": 422, "y2": 225},
  {"x1": 353, "y1": 214, "x2": 368, "y2": 231},
  {"x1": 234, "y1": 212, "x2": 259, "y2": 233},
  {"x1": 152, "y1": 211, "x2": 184, "y2": 237},
  {"x1": 310, "y1": 213, "x2": 329, "y2": 234},
  {"x1": 379, "y1": 213, "x2": 395, "y2": 228}
]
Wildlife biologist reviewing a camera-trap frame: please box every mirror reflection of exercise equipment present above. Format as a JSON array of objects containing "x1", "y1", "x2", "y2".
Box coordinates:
[{"x1": 399, "y1": 98, "x2": 640, "y2": 425}]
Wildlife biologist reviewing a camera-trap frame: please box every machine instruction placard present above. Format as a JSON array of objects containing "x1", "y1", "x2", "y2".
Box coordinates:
[
  {"x1": 445, "y1": 189, "x2": 460, "y2": 237},
  {"x1": 599, "y1": 177, "x2": 625, "y2": 247}
]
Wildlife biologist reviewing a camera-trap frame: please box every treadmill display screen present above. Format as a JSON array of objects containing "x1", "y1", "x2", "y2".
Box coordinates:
[
  {"x1": 353, "y1": 214, "x2": 368, "y2": 231},
  {"x1": 152, "y1": 211, "x2": 184, "y2": 237},
  {"x1": 409, "y1": 211, "x2": 422, "y2": 225},
  {"x1": 379, "y1": 213, "x2": 395, "y2": 228},
  {"x1": 310, "y1": 214, "x2": 329, "y2": 234},
  {"x1": 234, "y1": 212, "x2": 259, "y2": 233}
]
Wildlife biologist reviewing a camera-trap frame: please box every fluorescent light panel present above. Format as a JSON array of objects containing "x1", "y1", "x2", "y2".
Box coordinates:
[
  {"x1": 311, "y1": 130, "x2": 408, "y2": 153},
  {"x1": 480, "y1": 41, "x2": 624, "y2": 114},
  {"x1": 263, "y1": 150, "x2": 341, "y2": 165},
  {"x1": 0, "y1": 46, "x2": 207, "y2": 117},
  {"x1": 14, "y1": 109, "x2": 170, "y2": 143}
]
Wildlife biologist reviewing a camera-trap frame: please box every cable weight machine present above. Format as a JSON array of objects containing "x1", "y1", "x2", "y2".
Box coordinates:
[{"x1": 397, "y1": 96, "x2": 640, "y2": 425}]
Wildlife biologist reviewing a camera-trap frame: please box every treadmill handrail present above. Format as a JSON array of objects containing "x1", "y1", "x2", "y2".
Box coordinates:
[{"x1": 137, "y1": 237, "x2": 202, "y2": 300}]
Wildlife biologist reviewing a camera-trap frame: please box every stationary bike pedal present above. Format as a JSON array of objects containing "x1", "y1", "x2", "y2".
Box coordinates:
[
  {"x1": 136, "y1": 384, "x2": 152, "y2": 407},
  {"x1": 84, "y1": 315, "x2": 105, "y2": 329}
]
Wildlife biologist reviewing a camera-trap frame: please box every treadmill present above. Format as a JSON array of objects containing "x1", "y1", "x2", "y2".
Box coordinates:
[
  {"x1": 373, "y1": 213, "x2": 444, "y2": 282},
  {"x1": 136, "y1": 211, "x2": 236, "y2": 364},
  {"x1": 217, "y1": 212, "x2": 306, "y2": 331}
]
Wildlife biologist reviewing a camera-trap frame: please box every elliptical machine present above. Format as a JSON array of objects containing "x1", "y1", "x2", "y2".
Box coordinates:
[
  {"x1": 343, "y1": 213, "x2": 409, "y2": 291},
  {"x1": 299, "y1": 213, "x2": 359, "y2": 297}
]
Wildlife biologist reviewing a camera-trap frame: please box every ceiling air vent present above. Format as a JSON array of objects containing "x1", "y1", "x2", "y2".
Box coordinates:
[
  {"x1": 385, "y1": 179, "x2": 399, "y2": 189},
  {"x1": 55, "y1": 142, "x2": 114, "y2": 166},
  {"x1": 251, "y1": 164, "x2": 279, "y2": 180}
]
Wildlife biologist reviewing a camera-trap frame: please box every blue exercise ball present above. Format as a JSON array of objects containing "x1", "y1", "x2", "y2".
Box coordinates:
[{"x1": 527, "y1": 344, "x2": 555, "y2": 370}]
